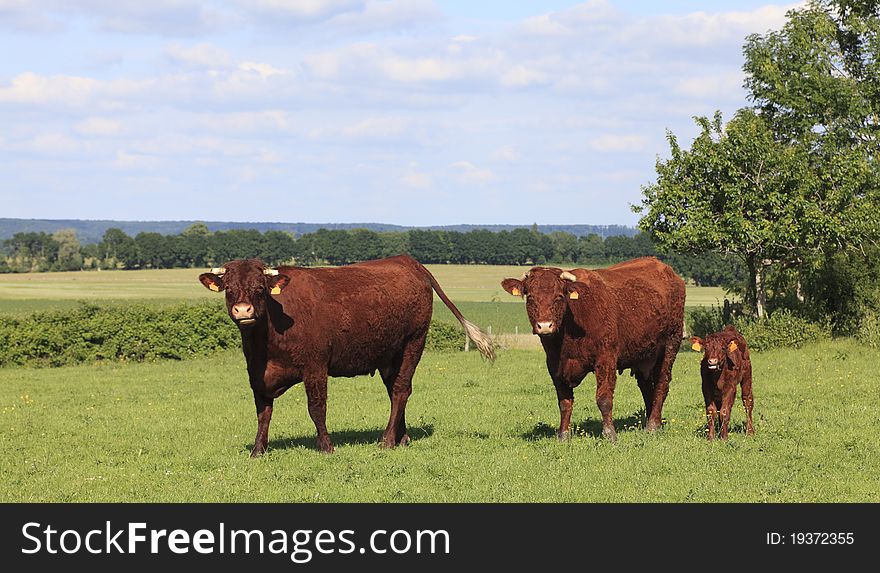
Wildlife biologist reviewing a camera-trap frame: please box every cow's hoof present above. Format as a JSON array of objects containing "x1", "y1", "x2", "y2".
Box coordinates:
[
  {"x1": 556, "y1": 430, "x2": 570, "y2": 442},
  {"x1": 398, "y1": 434, "x2": 411, "y2": 446},
  {"x1": 250, "y1": 447, "x2": 266, "y2": 458},
  {"x1": 602, "y1": 427, "x2": 617, "y2": 442},
  {"x1": 316, "y1": 439, "x2": 334, "y2": 454},
  {"x1": 645, "y1": 419, "x2": 662, "y2": 432}
]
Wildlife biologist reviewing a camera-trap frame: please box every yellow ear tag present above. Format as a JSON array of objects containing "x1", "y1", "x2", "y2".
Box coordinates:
[
  {"x1": 691, "y1": 342, "x2": 702, "y2": 352},
  {"x1": 208, "y1": 283, "x2": 220, "y2": 292},
  {"x1": 569, "y1": 291, "x2": 579, "y2": 300},
  {"x1": 511, "y1": 288, "x2": 520, "y2": 296},
  {"x1": 728, "y1": 340, "x2": 738, "y2": 352},
  {"x1": 270, "y1": 286, "x2": 282, "y2": 295}
]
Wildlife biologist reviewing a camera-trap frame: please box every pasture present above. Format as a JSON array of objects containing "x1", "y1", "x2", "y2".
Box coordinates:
[
  {"x1": 4, "y1": 264, "x2": 872, "y2": 503},
  {"x1": 1, "y1": 340, "x2": 877, "y2": 502},
  {"x1": 0, "y1": 265, "x2": 729, "y2": 325}
]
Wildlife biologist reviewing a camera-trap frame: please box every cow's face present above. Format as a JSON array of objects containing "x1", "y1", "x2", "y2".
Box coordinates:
[
  {"x1": 199, "y1": 259, "x2": 290, "y2": 328},
  {"x1": 501, "y1": 267, "x2": 585, "y2": 336},
  {"x1": 690, "y1": 334, "x2": 739, "y2": 371}
]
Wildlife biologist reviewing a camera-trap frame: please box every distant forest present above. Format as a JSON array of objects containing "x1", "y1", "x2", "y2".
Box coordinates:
[
  {"x1": 0, "y1": 223, "x2": 742, "y2": 287},
  {"x1": 0, "y1": 218, "x2": 637, "y2": 245}
]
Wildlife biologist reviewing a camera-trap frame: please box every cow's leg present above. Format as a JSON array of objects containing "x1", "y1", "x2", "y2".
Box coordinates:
[
  {"x1": 634, "y1": 369, "x2": 654, "y2": 424},
  {"x1": 553, "y1": 379, "x2": 574, "y2": 441},
  {"x1": 646, "y1": 339, "x2": 677, "y2": 432},
  {"x1": 304, "y1": 371, "x2": 333, "y2": 453},
  {"x1": 701, "y1": 380, "x2": 716, "y2": 441},
  {"x1": 741, "y1": 364, "x2": 755, "y2": 435},
  {"x1": 380, "y1": 333, "x2": 426, "y2": 448},
  {"x1": 719, "y1": 385, "x2": 737, "y2": 440},
  {"x1": 251, "y1": 393, "x2": 273, "y2": 457},
  {"x1": 705, "y1": 402, "x2": 718, "y2": 441},
  {"x1": 595, "y1": 362, "x2": 618, "y2": 442}
]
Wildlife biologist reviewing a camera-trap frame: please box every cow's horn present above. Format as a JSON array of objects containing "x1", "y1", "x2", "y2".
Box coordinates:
[
  {"x1": 263, "y1": 268, "x2": 279, "y2": 276},
  {"x1": 210, "y1": 267, "x2": 226, "y2": 275},
  {"x1": 560, "y1": 271, "x2": 577, "y2": 282},
  {"x1": 520, "y1": 271, "x2": 530, "y2": 281}
]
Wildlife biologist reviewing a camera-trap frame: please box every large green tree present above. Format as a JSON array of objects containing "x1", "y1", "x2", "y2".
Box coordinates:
[
  {"x1": 636, "y1": 110, "x2": 820, "y2": 317},
  {"x1": 638, "y1": 0, "x2": 879, "y2": 319}
]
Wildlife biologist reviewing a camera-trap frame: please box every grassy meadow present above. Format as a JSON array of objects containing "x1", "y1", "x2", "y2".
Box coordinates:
[
  {"x1": 1, "y1": 340, "x2": 877, "y2": 502},
  {"x1": 4, "y1": 264, "x2": 872, "y2": 503}
]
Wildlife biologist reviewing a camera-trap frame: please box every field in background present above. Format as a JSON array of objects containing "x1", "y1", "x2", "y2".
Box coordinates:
[
  {"x1": 0, "y1": 265, "x2": 729, "y2": 317},
  {"x1": 1, "y1": 339, "x2": 876, "y2": 502}
]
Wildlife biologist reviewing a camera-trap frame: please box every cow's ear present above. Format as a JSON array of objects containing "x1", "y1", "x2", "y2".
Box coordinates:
[
  {"x1": 199, "y1": 273, "x2": 225, "y2": 292},
  {"x1": 501, "y1": 278, "x2": 524, "y2": 297},
  {"x1": 690, "y1": 337, "x2": 703, "y2": 352},
  {"x1": 563, "y1": 281, "x2": 587, "y2": 301},
  {"x1": 269, "y1": 274, "x2": 290, "y2": 295}
]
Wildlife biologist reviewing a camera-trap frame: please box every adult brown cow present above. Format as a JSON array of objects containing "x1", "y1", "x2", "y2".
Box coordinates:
[
  {"x1": 501, "y1": 257, "x2": 685, "y2": 442},
  {"x1": 199, "y1": 255, "x2": 494, "y2": 455},
  {"x1": 690, "y1": 325, "x2": 754, "y2": 440}
]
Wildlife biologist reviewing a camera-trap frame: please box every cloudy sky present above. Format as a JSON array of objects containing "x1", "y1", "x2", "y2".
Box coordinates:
[{"x1": 0, "y1": 1, "x2": 800, "y2": 226}]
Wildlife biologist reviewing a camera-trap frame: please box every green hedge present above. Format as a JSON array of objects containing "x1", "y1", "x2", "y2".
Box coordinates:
[
  {"x1": 0, "y1": 302, "x2": 473, "y2": 368},
  {"x1": 686, "y1": 306, "x2": 831, "y2": 351},
  {"x1": 0, "y1": 301, "x2": 241, "y2": 367}
]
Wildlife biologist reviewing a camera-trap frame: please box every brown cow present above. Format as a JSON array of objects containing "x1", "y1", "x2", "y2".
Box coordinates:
[
  {"x1": 690, "y1": 325, "x2": 754, "y2": 440},
  {"x1": 501, "y1": 257, "x2": 685, "y2": 442},
  {"x1": 199, "y1": 255, "x2": 494, "y2": 455}
]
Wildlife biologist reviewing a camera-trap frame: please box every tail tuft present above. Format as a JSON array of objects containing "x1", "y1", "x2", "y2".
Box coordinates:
[{"x1": 461, "y1": 319, "x2": 496, "y2": 362}]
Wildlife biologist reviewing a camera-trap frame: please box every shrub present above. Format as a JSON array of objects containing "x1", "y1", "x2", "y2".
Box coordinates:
[
  {"x1": 0, "y1": 302, "x2": 474, "y2": 368},
  {"x1": 425, "y1": 320, "x2": 466, "y2": 353},
  {"x1": 734, "y1": 309, "x2": 831, "y2": 352},
  {"x1": 856, "y1": 308, "x2": 880, "y2": 348},
  {"x1": 686, "y1": 305, "x2": 725, "y2": 338},
  {"x1": 0, "y1": 301, "x2": 240, "y2": 368}
]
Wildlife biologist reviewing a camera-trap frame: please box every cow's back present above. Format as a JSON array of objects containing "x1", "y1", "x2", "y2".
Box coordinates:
[
  {"x1": 270, "y1": 256, "x2": 434, "y2": 376},
  {"x1": 571, "y1": 257, "x2": 685, "y2": 362}
]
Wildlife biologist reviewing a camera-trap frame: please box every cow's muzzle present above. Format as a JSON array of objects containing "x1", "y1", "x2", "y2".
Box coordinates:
[
  {"x1": 707, "y1": 359, "x2": 721, "y2": 371},
  {"x1": 534, "y1": 321, "x2": 556, "y2": 335},
  {"x1": 232, "y1": 303, "x2": 256, "y2": 326}
]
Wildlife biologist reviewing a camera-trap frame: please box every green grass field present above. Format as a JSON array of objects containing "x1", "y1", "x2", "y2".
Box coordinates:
[
  {"x1": 4, "y1": 264, "x2": 865, "y2": 503},
  {"x1": 1, "y1": 339, "x2": 877, "y2": 502},
  {"x1": 0, "y1": 266, "x2": 729, "y2": 322}
]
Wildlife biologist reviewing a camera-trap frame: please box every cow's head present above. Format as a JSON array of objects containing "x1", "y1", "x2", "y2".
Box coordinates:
[
  {"x1": 198, "y1": 259, "x2": 290, "y2": 328},
  {"x1": 690, "y1": 333, "x2": 740, "y2": 372},
  {"x1": 501, "y1": 267, "x2": 586, "y2": 336}
]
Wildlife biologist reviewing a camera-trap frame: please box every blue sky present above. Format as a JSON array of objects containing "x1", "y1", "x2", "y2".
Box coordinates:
[{"x1": 0, "y1": 1, "x2": 801, "y2": 226}]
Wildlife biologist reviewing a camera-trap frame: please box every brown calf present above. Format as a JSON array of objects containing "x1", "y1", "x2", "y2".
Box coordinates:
[{"x1": 690, "y1": 325, "x2": 755, "y2": 440}]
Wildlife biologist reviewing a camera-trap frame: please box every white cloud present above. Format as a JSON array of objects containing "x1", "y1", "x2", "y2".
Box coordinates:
[
  {"x1": 674, "y1": 70, "x2": 745, "y2": 100},
  {"x1": 520, "y1": 0, "x2": 621, "y2": 37},
  {"x1": 589, "y1": 134, "x2": 648, "y2": 153},
  {"x1": 401, "y1": 164, "x2": 432, "y2": 189},
  {"x1": 491, "y1": 145, "x2": 520, "y2": 162},
  {"x1": 76, "y1": 117, "x2": 124, "y2": 136},
  {"x1": 243, "y1": 0, "x2": 366, "y2": 23},
  {"x1": 165, "y1": 43, "x2": 235, "y2": 69},
  {"x1": 631, "y1": 4, "x2": 799, "y2": 47},
  {"x1": 0, "y1": 0, "x2": 63, "y2": 32},
  {"x1": 14, "y1": 133, "x2": 82, "y2": 155},
  {"x1": 451, "y1": 161, "x2": 495, "y2": 183},
  {"x1": 113, "y1": 150, "x2": 160, "y2": 170}
]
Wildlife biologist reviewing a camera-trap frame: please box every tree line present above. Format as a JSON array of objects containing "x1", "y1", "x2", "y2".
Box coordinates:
[{"x1": 0, "y1": 223, "x2": 742, "y2": 288}]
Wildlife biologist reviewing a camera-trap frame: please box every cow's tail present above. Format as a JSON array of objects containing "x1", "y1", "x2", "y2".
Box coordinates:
[{"x1": 415, "y1": 262, "x2": 496, "y2": 362}]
